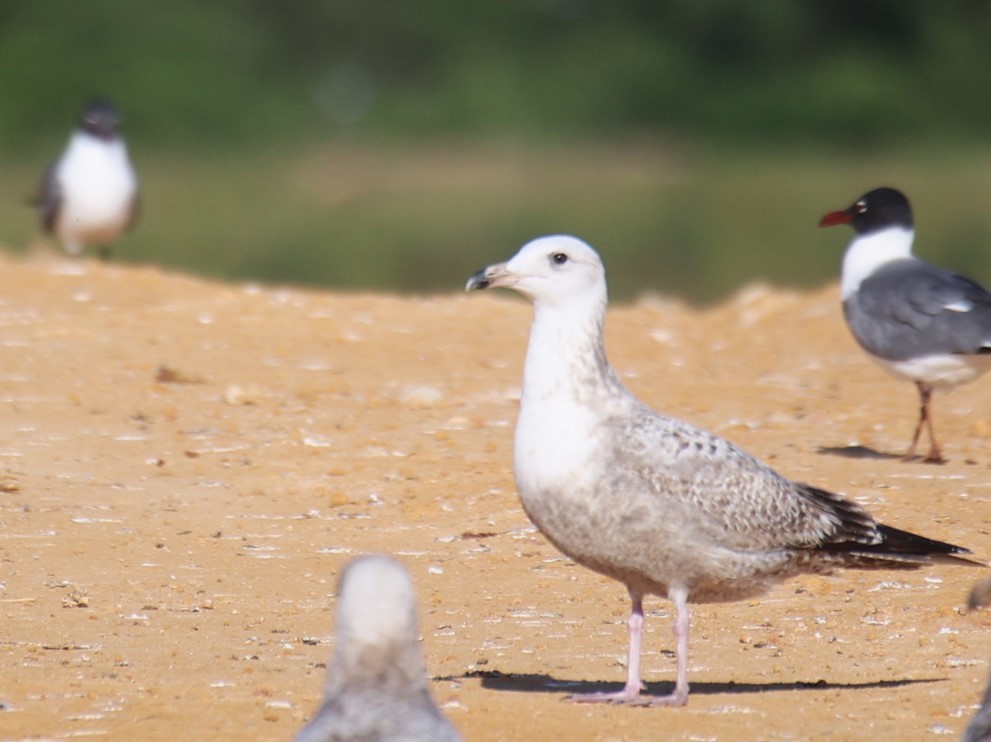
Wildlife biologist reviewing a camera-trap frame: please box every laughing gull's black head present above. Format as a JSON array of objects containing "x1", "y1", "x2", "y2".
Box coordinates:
[
  {"x1": 819, "y1": 187, "x2": 914, "y2": 236},
  {"x1": 79, "y1": 99, "x2": 122, "y2": 142}
]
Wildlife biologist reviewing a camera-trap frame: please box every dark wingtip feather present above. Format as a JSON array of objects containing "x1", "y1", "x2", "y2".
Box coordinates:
[
  {"x1": 876, "y1": 524, "x2": 971, "y2": 556},
  {"x1": 820, "y1": 523, "x2": 982, "y2": 567},
  {"x1": 860, "y1": 524, "x2": 981, "y2": 567},
  {"x1": 797, "y1": 484, "x2": 982, "y2": 567}
]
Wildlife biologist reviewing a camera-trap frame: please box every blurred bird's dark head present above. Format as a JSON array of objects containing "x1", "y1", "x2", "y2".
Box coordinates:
[
  {"x1": 819, "y1": 187, "x2": 914, "y2": 236},
  {"x1": 79, "y1": 99, "x2": 123, "y2": 141}
]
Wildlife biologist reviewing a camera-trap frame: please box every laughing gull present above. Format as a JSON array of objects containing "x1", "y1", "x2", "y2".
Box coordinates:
[
  {"x1": 466, "y1": 234, "x2": 974, "y2": 707},
  {"x1": 819, "y1": 187, "x2": 991, "y2": 463},
  {"x1": 296, "y1": 555, "x2": 460, "y2": 742},
  {"x1": 37, "y1": 99, "x2": 139, "y2": 258}
]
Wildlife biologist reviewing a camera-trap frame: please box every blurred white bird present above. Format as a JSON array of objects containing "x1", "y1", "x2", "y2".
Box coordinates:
[
  {"x1": 36, "y1": 99, "x2": 139, "y2": 258},
  {"x1": 296, "y1": 555, "x2": 461, "y2": 742}
]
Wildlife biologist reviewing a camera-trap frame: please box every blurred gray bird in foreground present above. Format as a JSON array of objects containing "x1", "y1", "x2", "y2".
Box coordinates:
[
  {"x1": 964, "y1": 576, "x2": 991, "y2": 742},
  {"x1": 466, "y1": 234, "x2": 976, "y2": 707},
  {"x1": 296, "y1": 555, "x2": 460, "y2": 742},
  {"x1": 966, "y1": 685, "x2": 991, "y2": 742},
  {"x1": 36, "y1": 99, "x2": 139, "y2": 258}
]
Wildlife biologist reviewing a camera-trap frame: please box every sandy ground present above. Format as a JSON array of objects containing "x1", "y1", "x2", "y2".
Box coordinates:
[{"x1": 1, "y1": 252, "x2": 991, "y2": 741}]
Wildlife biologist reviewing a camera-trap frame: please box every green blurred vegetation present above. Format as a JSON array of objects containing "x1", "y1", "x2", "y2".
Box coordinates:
[
  {"x1": 4, "y1": 1, "x2": 991, "y2": 148},
  {"x1": 3, "y1": 1, "x2": 991, "y2": 301},
  {"x1": 4, "y1": 142, "x2": 991, "y2": 304}
]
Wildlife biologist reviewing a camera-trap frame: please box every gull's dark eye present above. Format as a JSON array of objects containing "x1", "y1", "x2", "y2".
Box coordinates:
[
  {"x1": 551, "y1": 252, "x2": 568, "y2": 265},
  {"x1": 854, "y1": 200, "x2": 867, "y2": 214}
]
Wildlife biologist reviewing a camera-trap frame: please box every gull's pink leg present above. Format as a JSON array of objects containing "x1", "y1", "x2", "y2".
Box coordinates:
[
  {"x1": 570, "y1": 590, "x2": 645, "y2": 703},
  {"x1": 919, "y1": 383, "x2": 945, "y2": 464},
  {"x1": 904, "y1": 381, "x2": 927, "y2": 459},
  {"x1": 906, "y1": 382, "x2": 945, "y2": 464},
  {"x1": 668, "y1": 585, "x2": 690, "y2": 706},
  {"x1": 569, "y1": 586, "x2": 690, "y2": 707}
]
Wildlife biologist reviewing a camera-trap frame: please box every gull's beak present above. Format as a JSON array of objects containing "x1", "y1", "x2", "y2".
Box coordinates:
[
  {"x1": 465, "y1": 261, "x2": 512, "y2": 292},
  {"x1": 818, "y1": 208, "x2": 853, "y2": 228}
]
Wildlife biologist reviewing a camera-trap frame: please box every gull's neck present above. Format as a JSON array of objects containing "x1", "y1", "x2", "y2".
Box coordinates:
[
  {"x1": 63, "y1": 131, "x2": 132, "y2": 173},
  {"x1": 69, "y1": 129, "x2": 123, "y2": 154},
  {"x1": 842, "y1": 226, "x2": 915, "y2": 299},
  {"x1": 329, "y1": 628, "x2": 426, "y2": 693},
  {"x1": 521, "y1": 292, "x2": 623, "y2": 409},
  {"x1": 513, "y1": 286, "x2": 630, "y2": 500}
]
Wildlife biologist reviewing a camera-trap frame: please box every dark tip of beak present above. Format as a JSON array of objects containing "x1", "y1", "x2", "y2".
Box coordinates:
[
  {"x1": 819, "y1": 210, "x2": 853, "y2": 228},
  {"x1": 465, "y1": 269, "x2": 490, "y2": 292}
]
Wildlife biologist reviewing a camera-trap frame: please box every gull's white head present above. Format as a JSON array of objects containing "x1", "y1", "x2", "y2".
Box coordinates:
[
  {"x1": 465, "y1": 234, "x2": 607, "y2": 308},
  {"x1": 327, "y1": 555, "x2": 424, "y2": 692},
  {"x1": 326, "y1": 554, "x2": 428, "y2": 690},
  {"x1": 335, "y1": 555, "x2": 418, "y2": 652}
]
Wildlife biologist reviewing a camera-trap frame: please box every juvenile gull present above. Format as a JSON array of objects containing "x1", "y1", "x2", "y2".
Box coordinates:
[
  {"x1": 296, "y1": 555, "x2": 460, "y2": 742},
  {"x1": 466, "y1": 234, "x2": 975, "y2": 707},
  {"x1": 36, "y1": 99, "x2": 139, "y2": 258},
  {"x1": 820, "y1": 187, "x2": 991, "y2": 463}
]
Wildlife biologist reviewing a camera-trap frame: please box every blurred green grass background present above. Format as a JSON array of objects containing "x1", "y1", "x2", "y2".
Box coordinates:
[
  {"x1": 4, "y1": 142, "x2": 991, "y2": 304},
  {"x1": 3, "y1": 1, "x2": 991, "y2": 303}
]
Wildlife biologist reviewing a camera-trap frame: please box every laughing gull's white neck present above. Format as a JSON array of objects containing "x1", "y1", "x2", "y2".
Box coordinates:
[
  {"x1": 841, "y1": 227, "x2": 915, "y2": 300},
  {"x1": 62, "y1": 130, "x2": 132, "y2": 179}
]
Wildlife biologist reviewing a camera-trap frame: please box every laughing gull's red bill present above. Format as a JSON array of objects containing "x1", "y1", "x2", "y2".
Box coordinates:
[{"x1": 820, "y1": 187, "x2": 991, "y2": 464}]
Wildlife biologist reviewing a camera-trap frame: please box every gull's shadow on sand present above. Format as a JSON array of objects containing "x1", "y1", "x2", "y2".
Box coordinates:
[
  {"x1": 454, "y1": 670, "x2": 941, "y2": 697},
  {"x1": 817, "y1": 444, "x2": 902, "y2": 461}
]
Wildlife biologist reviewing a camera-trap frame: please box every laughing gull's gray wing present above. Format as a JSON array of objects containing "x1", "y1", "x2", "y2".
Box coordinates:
[{"x1": 846, "y1": 258, "x2": 991, "y2": 360}]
